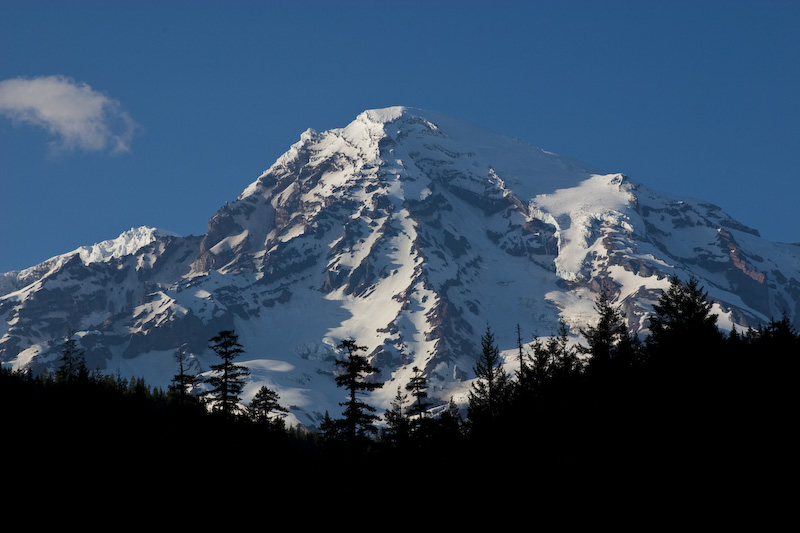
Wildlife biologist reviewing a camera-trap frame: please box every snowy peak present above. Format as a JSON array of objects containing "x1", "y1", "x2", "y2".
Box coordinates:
[
  {"x1": 0, "y1": 226, "x2": 178, "y2": 298},
  {"x1": 241, "y1": 106, "x2": 597, "y2": 199},
  {"x1": 77, "y1": 226, "x2": 178, "y2": 265},
  {"x1": 1, "y1": 106, "x2": 799, "y2": 430}
]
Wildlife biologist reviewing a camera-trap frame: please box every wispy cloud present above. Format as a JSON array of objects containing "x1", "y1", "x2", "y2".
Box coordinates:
[{"x1": 0, "y1": 75, "x2": 140, "y2": 155}]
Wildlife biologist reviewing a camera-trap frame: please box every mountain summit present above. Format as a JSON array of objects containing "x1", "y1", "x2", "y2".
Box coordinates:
[{"x1": 2, "y1": 106, "x2": 798, "y2": 428}]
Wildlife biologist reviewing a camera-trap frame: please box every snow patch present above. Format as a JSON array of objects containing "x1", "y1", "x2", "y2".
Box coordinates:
[{"x1": 78, "y1": 226, "x2": 176, "y2": 265}]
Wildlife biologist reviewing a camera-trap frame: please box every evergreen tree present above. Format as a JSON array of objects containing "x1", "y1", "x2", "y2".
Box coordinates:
[
  {"x1": 333, "y1": 338, "x2": 384, "y2": 447},
  {"x1": 318, "y1": 410, "x2": 347, "y2": 456},
  {"x1": 647, "y1": 275, "x2": 722, "y2": 361},
  {"x1": 126, "y1": 376, "x2": 150, "y2": 399},
  {"x1": 740, "y1": 314, "x2": 799, "y2": 406},
  {"x1": 204, "y1": 330, "x2": 251, "y2": 419},
  {"x1": 405, "y1": 366, "x2": 431, "y2": 421},
  {"x1": 382, "y1": 386, "x2": 411, "y2": 448},
  {"x1": 641, "y1": 276, "x2": 725, "y2": 463},
  {"x1": 467, "y1": 325, "x2": 510, "y2": 430},
  {"x1": 247, "y1": 385, "x2": 288, "y2": 430},
  {"x1": 168, "y1": 344, "x2": 201, "y2": 404},
  {"x1": 547, "y1": 319, "x2": 582, "y2": 380},
  {"x1": 516, "y1": 321, "x2": 582, "y2": 409},
  {"x1": 524, "y1": 334, "x2": 553, "y2": 396},
  {"x1": 435, "y1": 396, "x2": 464, "y2": 443},
  {"x1": 752, "y1": 314, "x2": 800, "y2": 354},
  {"x1": 56, "y1": 329, "x2": 89, "y2": 383},
  {"x1": 515, "y1": 323, "x2": 531, "y2": 389},
  {"x1": 579, "y1": 286, "x2": 631, "y2": 373}
]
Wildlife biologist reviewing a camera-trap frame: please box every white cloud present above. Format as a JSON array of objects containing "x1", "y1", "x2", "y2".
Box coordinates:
[{"x1": 0, "y1": 75, "x2": 140, "y2": 155}]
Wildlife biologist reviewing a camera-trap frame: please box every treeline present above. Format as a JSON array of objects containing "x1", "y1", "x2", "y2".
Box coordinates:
[
  {"x1": 2, "y1": 276, "x2": 797, "y2": 484},
  {"x1": 482, "y1": 277, "x2": 799, "y2": 482},
  {"x1": 1, "y1": 329, "x2": 312, "y2": 478}
]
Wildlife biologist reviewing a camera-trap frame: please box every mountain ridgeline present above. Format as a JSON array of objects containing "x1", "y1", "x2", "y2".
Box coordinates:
[{"x1": 2, "y1": 106, "x2": 799, "y2": 431}]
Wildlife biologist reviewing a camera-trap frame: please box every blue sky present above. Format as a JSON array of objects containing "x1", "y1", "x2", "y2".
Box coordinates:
[{"x1": 1, "y1": 0, "x2": 798, "y2": 273}]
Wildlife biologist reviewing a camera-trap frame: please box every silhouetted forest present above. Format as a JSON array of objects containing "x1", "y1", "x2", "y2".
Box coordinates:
[{"x1": 3, "y1": 276, "x2": 797, "y2": 491}]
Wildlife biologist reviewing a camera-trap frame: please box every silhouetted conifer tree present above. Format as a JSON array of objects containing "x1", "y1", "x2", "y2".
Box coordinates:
[
  {"x1": 640, "y1": 276, "x2": 727, "y2": 469},
  {"x1": 56, "y1": 329, "x2": 89, "y2": 383},
  {"x1": 382, "y1": 386, "x2": 411, "y2": 448},
  {"x1": 753, "y1": 314, "x2": 800, "y2": 354},
  {"x1": 467, "y1": 325, "x2": 510, "y2": 433},
  {"x1": 247, "y1": 385, "x2": 288, "y2": 430},
  {"x1": 647, "y1": 276, "x2": 722, "y2": 363},
  {"x1": 435, "y1": 396, "x2": 464, "y2": 442},
  {"x1": 333, "y1": 338, "x2": 384, "y2": 447},
  {"x1": 515, "y1": 323, "x2": 530, "y2": 387},
  {"x1": 204, "y1": 330, "x2": 250, "y2": 419},
  {"x1": 318, "y1": 410, "x2": 337, "y2": 439},
  {"x1": 527, "y1": 334, "x2": 553, "y2": 392},
  {"x1": 579, "y1": 286, "x2": 631, "y2": 373},
  {"x1": 739, "y1": 314, "x2": 799, "y2": 411},
  {"x1": 168, "y1": 344, "x2": 202, "y2": 405},
  {"x1": 547, "y1": 319, "x2": 582, "y2": 380},
  {"x1": 405, "y1": 366, "x2": 431, "y2": 421}
]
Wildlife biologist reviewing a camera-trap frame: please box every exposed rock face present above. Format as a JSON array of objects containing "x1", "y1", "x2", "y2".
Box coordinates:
[{"x1": 2, "y1": 107, "x2": 798, "y2": 428}]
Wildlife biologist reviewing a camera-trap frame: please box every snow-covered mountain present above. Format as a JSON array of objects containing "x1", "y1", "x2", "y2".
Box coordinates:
[{"x1": 2, "y1": 106, "x2": 798, "y2": 429}]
